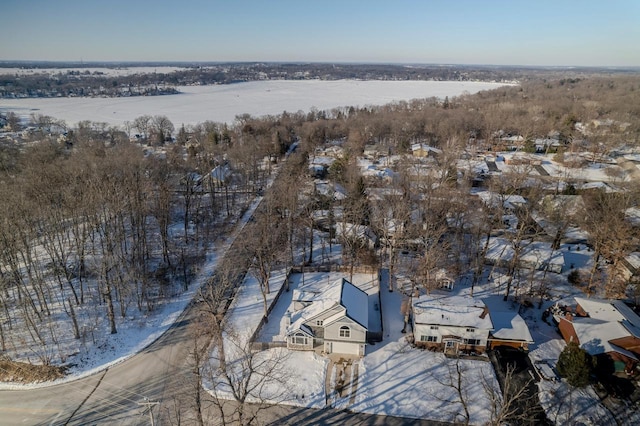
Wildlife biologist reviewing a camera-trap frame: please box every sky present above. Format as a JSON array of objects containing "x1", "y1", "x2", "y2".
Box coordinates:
[{"x1": 1, "y1": 0, "x2": 639, "y2": 67}]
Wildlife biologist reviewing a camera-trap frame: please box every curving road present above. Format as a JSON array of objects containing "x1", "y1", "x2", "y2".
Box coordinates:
[{"x1": 0, "y1": 164, "x2": 449, "y2": 426}]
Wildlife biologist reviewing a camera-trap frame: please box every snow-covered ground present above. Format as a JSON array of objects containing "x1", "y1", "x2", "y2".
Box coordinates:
[
  {"x1": 0, "y1": 250, "x2": 218, "y2": 391},
  {"x1": 351, "y1": 282, "x2": 499, "y2": 424},
  {"x1": 0, "y1": 80, "x2": 510, "y2": 127},
  {"x1": 530, "y1": 340, "x2": 616, "y2": 426},
  {"x1": 0, "y1": 193, "x2": 263, "y2": 390},
  {"x1": 208, "y1": 230, "x2": 502, "y2": 423}
]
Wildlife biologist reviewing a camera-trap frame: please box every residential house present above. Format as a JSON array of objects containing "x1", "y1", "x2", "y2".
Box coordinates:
[
  {"x1": 286, "y1": 278, "x2": 369, "y2": 356},
  {"x1": 204, "y1": 165, "x2": 231, "y2": 188},
  {"x1": 557, "y1": 297, "x2": 640, "y2": 372},
  {"x1": 484, "y1": 238, "x2": 565, "y2": 274},
  {"x1": 335, "y1": 222, "x2": 378, "y2": 250},
  {"x1": 412, "y1": 294, "x2": 493, "y2": 354},
  {"x1": 411, "y1": 143, "x2": 442, "y2": 158},
  {"x1": 487, "y1": 309, "x2": 534, "y2": 350}
]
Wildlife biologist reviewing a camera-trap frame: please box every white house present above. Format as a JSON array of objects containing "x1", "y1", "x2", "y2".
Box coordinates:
[
  {"x1": 412, "y1": 294, "x2": 493, "y2": 354},
  {"x1": 286, "y1": 278, "x2": 368, "y2": 356}
]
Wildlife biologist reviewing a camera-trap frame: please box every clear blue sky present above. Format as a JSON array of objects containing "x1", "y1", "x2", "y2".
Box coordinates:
[{"x1": 2, "y1": 0, "x2": 639, "y2": 66}]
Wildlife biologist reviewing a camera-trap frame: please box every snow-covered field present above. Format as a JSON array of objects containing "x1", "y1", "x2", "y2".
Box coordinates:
[{"x1": 0, "y1": 80, "x2": 509, "y2": 127}]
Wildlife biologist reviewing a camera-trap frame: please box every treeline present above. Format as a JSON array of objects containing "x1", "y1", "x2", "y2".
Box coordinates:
[
  {"x1": 4, "y1": 61, "x2": 638, "y2": 99},
  {"x1": 0, "y1": 71, "x2": 178, "y2": 98}
]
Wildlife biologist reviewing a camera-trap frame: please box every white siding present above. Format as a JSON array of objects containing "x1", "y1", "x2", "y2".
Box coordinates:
[
  {"x1": 328, "y1": 341, "x2": 363, "y2": 356},
  {"x1": 414, "y1": 323, "x2": 490, "y2": 346}
]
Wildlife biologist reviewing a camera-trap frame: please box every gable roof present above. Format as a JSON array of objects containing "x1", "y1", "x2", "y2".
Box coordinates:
[
  {"x1": 575, "y1": 297, "x2": 640, "y2": 324},
  {"x1": 340, "y1": 278, "x2": 369, "y2": 328},
  {"x1": 571, "y1": 297, "x2": 640, "y2": 359},
  {"x1": 490, "y1": 311, "x2": 533, "y2": 342},
  {"x1": 412, "y1": 294, "x2": 493, "y2": 330},
  {"x1": 287, "y1": 278, "x2": 368, "y2": 335}
]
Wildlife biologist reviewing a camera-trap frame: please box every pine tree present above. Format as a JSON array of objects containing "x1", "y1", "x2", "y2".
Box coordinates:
[{"x1": 557, "y1": 341, "x2": 592, "y2": 387}]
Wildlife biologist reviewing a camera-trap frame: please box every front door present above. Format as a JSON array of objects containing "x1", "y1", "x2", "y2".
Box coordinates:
[{"x1": 444, "y1": 339, "x2": 459, "y2": 354}]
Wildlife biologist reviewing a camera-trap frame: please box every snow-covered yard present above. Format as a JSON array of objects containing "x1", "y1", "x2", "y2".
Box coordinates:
[{"x1": 349, "y1": 276, "x2": 499, "y2": 424}]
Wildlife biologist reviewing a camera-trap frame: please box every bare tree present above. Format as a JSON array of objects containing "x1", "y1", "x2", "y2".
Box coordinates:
[
  {"x1": 580, "y1": 190, "x2": 638, "y2": 298},
  {"x1": 482, "y1": 364, "x2": 536, "y2": 425},
  {"x1": 152, "y1": 115, "x2": 175, "y2": 145},
  {"x1": 133, "y1": 115, "x2": 153, "y2": 143},
  {"x1": 245, "y1": 199, "x2": 287, "y2": 321},
  {"x1": 432, "y1": 358, "x2": 471, "y2": 425},
  {"x1": 204, "y1": 328, "x2": 290, "y2": 426}
]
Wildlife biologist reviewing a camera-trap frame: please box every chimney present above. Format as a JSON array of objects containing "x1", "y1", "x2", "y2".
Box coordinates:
[
  {"x1": 565, "y1": 312, "x2": 573, "y2": 322},
  {"x1": 479, "y1": 306, "x2": 489, "y2": 319},
  {"x1": 285, "y1": 311, "x2": 291, "y2": 327}
]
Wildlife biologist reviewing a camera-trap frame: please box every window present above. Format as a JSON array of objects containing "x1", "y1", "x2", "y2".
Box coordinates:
[
  {"x1": 316, "y1": 320, "x2": 323, "y2": 326},
  {"x1": 466, "y1": 328, "x2": 475, "y2": 333},
  {"x1": 464, "y1": 338, "x2": 481, "y2": 346},
  {"x1": 292, "y1": 332, "x2": 308, "y2": 345},
  {"x1": 339, "y1": 326, "x2": 351, "y2": 338},
  {"x1": 420, "y1": 335, "x2": 437, "y2": 342},
  {"x1": 430, "y1": 325, "x2": 439, "y2": 330}
]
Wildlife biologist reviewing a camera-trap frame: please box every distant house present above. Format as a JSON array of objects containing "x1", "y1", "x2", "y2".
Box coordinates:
[
  {"x1": 504, "y1": 153, "x2": 542, "y2": 166},
  {"x1": 484, "y1": 238, "x2": 565, "y2": 274},
  {"x1": 411, "y1": 143, "x2": 442, "y2": 158},
  {"x1": 204, "y1": 165, "x2": 231, "y2": 188},
  {"x1": 285, "y1": 278, "x2": 369, "y2": 356},
  {"x1": 412, "y1": 294, "x2": 493, "y2": 355},
  {"x1": 533, "y1": 138, "x2": 561, "y2": 153},
  {"x1": 557, "y1": 297, "x2": 640, "y2": 372},
  {"x1": 309, "y1": 156, "x2": 335, "y2": 178},
  {"x1": 335, "y1": 222, "x2": 378, "y2": 250}
]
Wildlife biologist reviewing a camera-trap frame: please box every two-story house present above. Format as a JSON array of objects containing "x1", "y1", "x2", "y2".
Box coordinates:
[
  {"x1": 285, "y1": 278, "x2": 369, "y2": 357},
  {"x1": 412, "y1": 294, "x2": 493, "y2": 354}
]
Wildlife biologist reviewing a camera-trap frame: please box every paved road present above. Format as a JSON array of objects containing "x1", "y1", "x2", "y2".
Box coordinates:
[{"x1": 0, "y1": 161, "x2": 455, "y2": 425}]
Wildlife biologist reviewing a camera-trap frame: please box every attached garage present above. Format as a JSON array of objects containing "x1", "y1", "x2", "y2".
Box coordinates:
[{"x1": 326, "y1": 341, "x2": 364, "y2": 356}]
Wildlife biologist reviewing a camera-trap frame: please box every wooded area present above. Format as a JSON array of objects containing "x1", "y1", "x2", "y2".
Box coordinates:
[{"x1": 0, "y1": 73, "x2": 639, "y2": 371}]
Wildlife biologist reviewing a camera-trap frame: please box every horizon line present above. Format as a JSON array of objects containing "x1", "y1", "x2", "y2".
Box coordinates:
[{"x1": 0, "y1": 60, "x2": 639, "y2": 70}]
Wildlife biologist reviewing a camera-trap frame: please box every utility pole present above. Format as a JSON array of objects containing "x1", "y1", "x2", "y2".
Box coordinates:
[{"x1": 138, "y1": 399, "x2": 158, "y2": 426}]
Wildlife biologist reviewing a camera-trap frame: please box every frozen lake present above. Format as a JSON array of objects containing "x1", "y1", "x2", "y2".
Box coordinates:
[{"x1": 0, "y1": 80, "x2": 510, "y2": 127}]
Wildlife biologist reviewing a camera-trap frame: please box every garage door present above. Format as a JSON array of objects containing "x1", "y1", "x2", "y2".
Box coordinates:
[{"x1": 329, "y1": 341, "x2": 361, "y2": 355}]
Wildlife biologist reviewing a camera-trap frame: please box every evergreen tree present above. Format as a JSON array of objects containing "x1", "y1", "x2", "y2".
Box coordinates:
[{"x1": 557, "y1": 341, "x2": 592, "y2": 387}]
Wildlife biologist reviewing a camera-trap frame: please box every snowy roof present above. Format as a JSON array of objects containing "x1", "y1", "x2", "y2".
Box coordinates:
[
  {"x1": 411, "y1": 143, "x2": 442, "y2": 154},
  {"x1": 572, "y1": 318, "x2": 638, "y2": 360},
  {"x1": 485, "y1": 238, "x2": 564, "y2": 268},
  {"x1": 340, "y1": 279, "x2": 369, "y2": 328},
  {"x1": 575, "y1": 297, "x2": 626, "y2": 322},
  {"x1": 335, "y1": 222, "x2": 377, "y2": 244},
  {"x1": 209, "y1": 165, "x2": 230, "y2": 182},
  {"x1": 476, "y1": 191, "x2": 526, "y2": 210},
  {"x1": 625, "y1": 208, "x2": 640, "y2": 227},
  {"x1": 412, "y1": 294, "x2": 493, "y2": 329},
  {"x1": 571, "y1": 297, "x2": 640, "y2": 358},
  {"x1": 311, "y1": 156, "x2": 336, "y2": 166},
  {"x1": 489, "y1": 311, "x2": 533, "y2": 342},
  {"x1": 287, "y1": 278, "x2": 368, "y2": 335}
]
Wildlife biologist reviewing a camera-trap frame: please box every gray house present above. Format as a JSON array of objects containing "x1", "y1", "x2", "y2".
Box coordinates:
[{"x1": 286, "y1": 278, "x2": 368, "y2": 356}]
